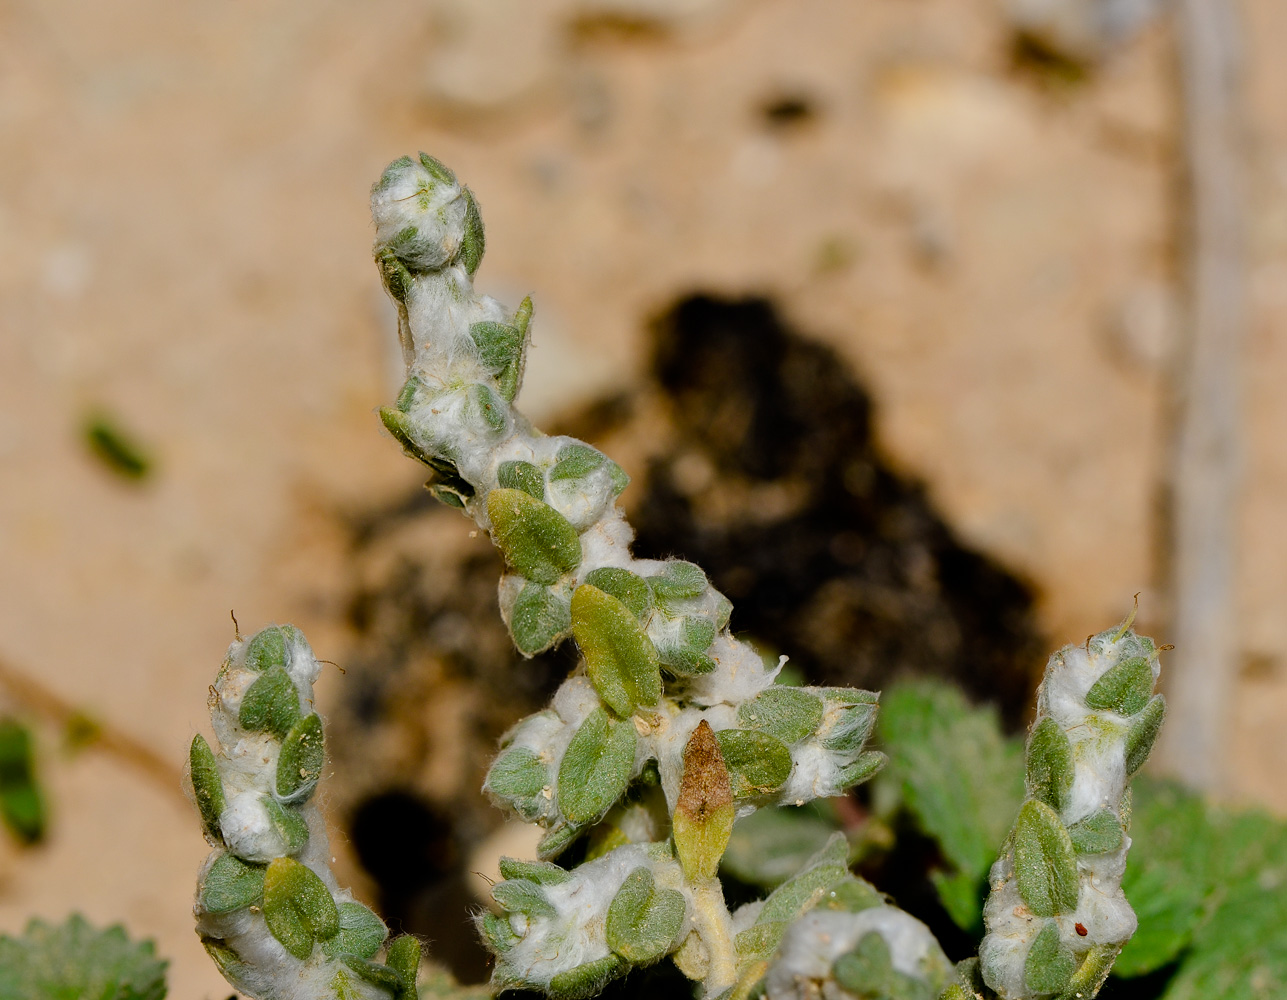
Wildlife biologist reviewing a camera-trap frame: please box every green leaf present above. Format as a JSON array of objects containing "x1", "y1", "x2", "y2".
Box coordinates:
[
  {"x1": 537, "y1": 823, "x2": 579, "y2": 860},
  {"x1": 418, "y1": 151, "x2": 456, "y2": 184},
  {"x1": 245, "y1": 626, "x2": 289, "y2": 672},
  {"x1": 832, "y1": 931, "x2": 934, "y2": 1000},
  {"x1": 1013, "y1": 800, "x2": 1080, "y2": 917},
  {"x1": 550, "y1": 444, "x2": 605, "y2": 481},
  {"x1": 647, "y1": 561, "x2": 707, "y2": 603},
  {"x1": 738, "y1": 688, "x2": 824, "y2": 745},
  {"x1": 200, "y1": 852, "x2": 266, "y2": 913},
  {"x1": 1085, "y1": 656, "x2": 1154, "y2": 716},
  {"x1": 276, "y1": 713, "x2": 324, "y2": 799},
  {"x1": 498, "y1": 857, "x2": 572, "y2": 885},
  {"x1": 0, "y1": 718, "x2": 44, "y2": 846},
  {"x1": 480, "y1": 912, "x2": 520, "y2": 953},
  {"x1": 722, "y1": 804, "x2": 842, "y2": 889},
  {"x1": 756, "y1": 834, "x2": 851, "y2": 927},
  {"x1": 547, "y1": 955, "x2": 627, "y2": 1000},
  {"x1": 657, "y1": 617, "x2": 718, "y2": 675},
  {"x1": 1027, "y1": 717, "x2": 1074, "y2": 813},
  {"x1": 263, "y1": 857, "x2": 340, "y2": 960},
  {"x1": 485, "y1": 746, "x2": 548, "y2": 819},
  {"x1": 343, "y1": 958, "x2": 404, "y2": 993},
  {"x1": 875, "y1": 681, "x2": 1024, "y2": 896},
  {"x1": 931, "y1": 868, "x2": 984, "y2": 935},
  {"x1": 571, "y1": 585, "x2": 661, "y2": 717},
  {"x1": 1024, "y1": 921, "x2": 1075, "y2": 994},
  {"x1": 1125, "y1": 695, "x2": 1166, "y2": 776},
  {"x1": 189, "y1": 734, "x2": 226, "y2": 841},
  {"x1": 0, "y1": 915, "x2": 167, "y2": 1000},
  {"x1": 458, "y1": 188, "x2": 485, "y2": 275},
  {"x1": 714, "y1": 729, "x2": 792, "y2": 798},
  {"x1": 584, "y1": 567, "x2": 653, "y2": 619},
  {"x1": 467, "y1": 383, "x2": 508, "y2": 434},
  {"x1": 487, "y1": 488, "x2": 582, "y2": 586},
  {"x1": 558, "y1": 708, "x2": 637, "y2": 825},
  {"x1": 264, "y1": 796, "x2": 310, "y2": 854},
  {"x1": 1067, "y1": 810, "x2": 1123, "y2": 854},
  {"x1": 321, "y1": 902, "x2": 388, "y2": 960},
  {"x1": 497, "y1": 460, "x2": 545, "y2": 500},
  {"x1": 510, "y1": 582, "x2": 571, "y2": 656},
  {"x1": 386, "y1": 935, "x2": 422, "y2": 994},
  {"x1": 238, "y1": 665, "x2": 302, "y2": 739},
  {"x1": 493, "y1": 879, "x2": 557, "y2": 918},
  {"x1": 469, "y1": 321, "x2": 523, "y2": 372},
  {"x1": 835, "y1": 751, "x2": 887, "y2": 789},
  {"x1": 606, "y1": 867, "x2": 686, "y2": 964}
]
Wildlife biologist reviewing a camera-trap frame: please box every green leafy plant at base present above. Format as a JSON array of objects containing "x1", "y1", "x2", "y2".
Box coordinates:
[{"x1": 0, "y1": 915, "x2": 167, "y2": 1000}]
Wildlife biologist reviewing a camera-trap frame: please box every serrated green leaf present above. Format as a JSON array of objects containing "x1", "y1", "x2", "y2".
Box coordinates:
[
  {"x1": 238, "y1": 665, "x2": 301, "y2": 739},
  {"x1": 189, "y1": 734, "x2": 225, "y2": 842},
  {"x1": 583, "y1": 568, "x2": 652, "y2": 619},
  {"x1": 1125, "y1": 695, "x2": 1165, "y2": 777},
  {"x1": 1024, "y1": 920, "x2": 1075, "y2": 994},
  {"x1": 1067, "y1": 809, "x2": 1123, "y2": 854},
  {"x1": 200, "y1": 852, "x2": 265, "y2": 913},
  {"x1": 0, "y1": 915, "x2": 167, "y2": 1000},
  {"x1": 487, "y1": 489, "x2": 581, "y2": 586},
  {"x1": 550, "y1": 444, "x2": 605, "y2": 481},
  {"x1": 874, "y1": 681, "x2": 1024, "y2": 912},
  {"x1": 1027, "y1": 717, "x2": 1074, "y2": 813},
  {"x1": 606, "y1": 867, "x2": 686, "y2": 964},
  {"x1": 321, "y1": 902, "x2": 388, "y2": 960},
  {"x1": 571, "y1": 585, "x2": 660, "y2": 716},
  {"x1": 263, "y1": 857, "x2": 340, "y2": 960},
  {"x1": 547, "y1": 954, "x2": 627, "y2": 1000},
  {"x1": 1013, "y1": 800, "x2": 1080, "y2": 917},
  {"x1": 1085, "y1": 656, "x2": 1154, "y2": 716},
  {"x1": 558, "y1": 708, "x2": 636, "y2": 825},
  {"x1": 497, "y1": 460, "x2": 545, "y2": 500},
  {"x1": 510, "y1": 582, "x2": 571, "y2": 656},
  {"x1": 738, "y1": 688, "x2": 824, "y2": 745},
  {"x1": 714, "y1": 729, "x2": 792, "y2": 798},
  {"x1": 647, "y1": 561, "x2": 707, "y2": 603}
]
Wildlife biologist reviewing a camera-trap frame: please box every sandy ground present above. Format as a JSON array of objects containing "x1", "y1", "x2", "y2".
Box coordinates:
[{"x1": 0, "y1": 0, "x2": 1284, "y2": 994}]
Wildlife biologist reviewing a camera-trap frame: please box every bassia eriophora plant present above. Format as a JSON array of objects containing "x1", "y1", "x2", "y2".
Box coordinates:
[{"x1": 186, "y1": 154, "x2": 1167, "y2": 1000}]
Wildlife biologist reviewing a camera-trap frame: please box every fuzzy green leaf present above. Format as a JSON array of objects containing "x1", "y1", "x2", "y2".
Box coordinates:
[
  {"x1": 558, "y1": 708, "x2": 637, "y2": 825},
  {"x1": 1024, "y1": 921, "x2": 1075, "y2": 994},
  {"x1": 647, "y1": 561, "x2": 707, "y2": 603},
  {"x1": 714, "y1": 729, "x2": 792, "y2": 798},
  {"x1": 386, "y1": 935, "x2": 422, "y2": 993},
  {"x1": 245, "y1": 626, "x2": 289, "y2": 672},
  {"x1": 459, "y1": 189, "x2": 485, "y2": 275},
  {"x1": 1013, "y1": 800, "x2": 1080, "y2": 917},
  {"x1": 657, "y1": 617, "x2": 718, "y2": 675},
  {"x1": 738, "y1": 687, "x2": 824, "y2": 745},
  {"x1": 605, "y1": 867, "x2": 686, "y2": 964},
  {"x1": 276, "y1": 713, "x2": 324, "y2": 799},
  {"x1": 189, "y1": 733, "x2": 226, "y2": 841},
  {"x1": 497, "y1": 460, "x2": 545, "y2": 500},
  {"x1": 584, "y1": 568, "x2": 652, "y2": 619},
  {"x1": 550, "y1": 444, "x2": 605, "y2": 481},
  {"x1": 321, "y1": 902, "x2": 388, "y2": 961},
  {"x1": 1085, "y1": 656, "x2": 1154, "y2": 716},
  {"x1": 1067, "y1": 809, "x2": 1123, "y2": 854},
  {"x1": 571, "y1": 585, "x2": 660, "y2": 717},
  {"x1": 835, "y1": 751, "x2": 887, "y2": 789},
  {"x1": 547, "y1": 955, "x2": 627, "y2": 1000},
  {"x1": 0, "y1": 915, "x2": 167, "y2": 1000},
  {"x1": 510, "y1": 582, "x2": 571, "y2": 656},
  {"x1": 200, "y1": 852, "x2": 265, "y2": 913},
  {"x1": 493, "y1": 879, "x2": 557, "y2": 918},
  {"x1": 832, "y1": 931, "x2": 933, "y2": 1000},
  {"x1": 263, "y1": 857, "x2": 340, "y2": 960},
  {"x1": 264, "y1": 796, "x2": 310, "y2": 854},
  {"x1": 470, "y1": 322, "x2": 523, "y2": 372},
  {"x1": 1027, "y1": 717, "x2": 1074, "y2": 813},
  {"x1": 755, "y1": 834, "x2": 851, "y2": 928},
  {"x1": 238, "y1": 665, "x2": 301, "y2": 739},
  {"x1": 1125, "y1": 695, "x2": 1166, "y2": 777},
  {"x1": 485, "y1": 746, "x2": 548, "y2": 819},
  {"x1": 487, "y1": 488, "x2": 582, "y2": 586},
  {"x1": 498, "y1": 857, "x2": 573, "y2": 885},
  {"x1": 467, "y1": 384, "x2": 508, "y2": 435}
]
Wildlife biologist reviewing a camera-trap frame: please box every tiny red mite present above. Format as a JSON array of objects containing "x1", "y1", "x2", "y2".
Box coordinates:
[{"x1": 1075, "y1": 923, "x2": 1088, "y2": 936}]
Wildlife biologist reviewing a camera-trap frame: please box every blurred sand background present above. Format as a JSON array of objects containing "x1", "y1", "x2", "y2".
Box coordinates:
[{"x1": 0, "y1": 0, "x2": 1284, "y2": 994}]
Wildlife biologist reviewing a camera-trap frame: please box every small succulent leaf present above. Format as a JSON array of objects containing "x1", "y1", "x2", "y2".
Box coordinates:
[
  {"x1": 673, "y1": 721, "x2": 735, "y2": 882},
  {"x1": 458, "y1": 188, "x2": 485, "y2": 275},
  {"x1": 1084, "y1": 656, "x2": 1154, "y2": 716},
  {"x1": 738, "y1": 687, "x2": 825, "y2": 745},
  {"x1": 571, "y1": 584, "x2": 661, "y2": 716},
  {"x1": 263, "y1": 796, "x2": 310, "y2": 854},
  {"x1": 238, "y1": 665, "x2": 302, "y2": 739},
  {"x1": 466, "y1": 383, "x2": 508, "y2": 435},
  {"x1": 558, "y1": 708, "x2": 637, "y2": 825},
  {"x1": 547, "y1": 955, "x2": 627, "y2": 1000},
  {"x1": 647, "y1": 561, "x2": 707, "y2": 603},
  {"x1": 1027, "y1": 717, "x2": 1075, "y2": 813},
  {"x1": 1067, "y1": 809, "x2": 1124, "y2": 854},
  {"x1": 497, "y1": 460, "x2": 545, "y2": 500},
  {"x1": 487, "y1": 488, "x2": 582, "y2": 586},
  {"x1": 713, "y1": 729, "x2": 792, "y2": 798},
  {"x1": 549, "y1": 444, "x2": 605, "y2": 481},
  {"x1": 417, "y1": 151, "x2": 456, "y2": 183},
  {"x1": 342, "y1": 957, "x2": 404, "y2": 993},
  {"x1": 1024, "y1": 921, "x2": 1076, "y2": 994},
  {"x1": 200, "y1": 852, "x2": 266, "y2": 913},
  {"x1": 394, "y1": 375, "x2": 422, "y2": 413},
  {"x1": 492, "y1": 879, "x2": 558, "y2": 918},
  {"x1": 189, "y1": 733, "x2": 226, "y2": 841},
  {"x1": 321, "y1": 902, "x2": 388, "y2": 961},
  {"x1": 481, "y1": 912, "x2": 520, "y2": 953},
  {"x1": 469, "y1": 321, "x2": 523, "y2": 372},
  {"x1": 262, "y1": 857, "x2": 340, "y2": 960},
  {"x1": 605, "y1": 867, "x2": 686, "y2": 964},
  {"x1": 1013, "y1": 800, "x2": 1080, "y2": 917},
  {"x1": 606, "y1": 460, "x2": 630, "y2": 495},
  {"x1": 538, "y1": 823, "x2": 579, "y2": 861},
  {"x1": 1124, "y1": 696, "x2": 1166, "y2": 777},
  {"x1": 835, "y1": 751, "x2": 887, "y2": 789},
  {"x1": 583, "y1": 567, "x2": 652, "y2": 619},
  {"x1": 386, "y1": 934, "x2": 422, "y2": 988},
  {"x1": 276, "y1": 713, "x2": 325, "y2": 799},
  {"x1": 498, "y1": 857, "x2": 573, "y2": 885},
  {"x1": 510, "y1": 582, "x2": 571, "y2": 656},
  {"x1": 245, "y1": 627, "x2": 289, "y2": 672},
  {"x1": 0, "y1": 915, "x2": 168, "y2": 1000}
]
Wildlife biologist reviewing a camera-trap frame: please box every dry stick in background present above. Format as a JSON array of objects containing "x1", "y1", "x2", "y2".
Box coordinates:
[{"x1": 1157, "y1": 0, "x2": 1246, "y2": 793}]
